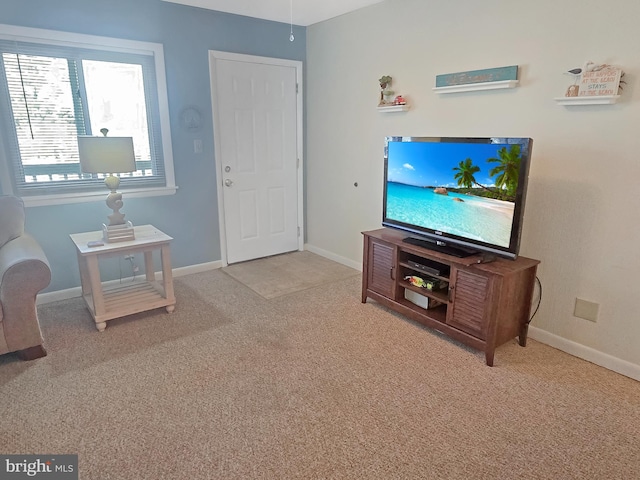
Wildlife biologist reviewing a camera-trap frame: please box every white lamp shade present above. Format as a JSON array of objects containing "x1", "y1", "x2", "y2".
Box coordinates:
[{"x1": 77, "y1": 136, "x2": 136, "y2": 174}]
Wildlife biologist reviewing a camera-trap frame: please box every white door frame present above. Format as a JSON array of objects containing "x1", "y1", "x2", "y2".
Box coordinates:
[{"x1": 209, "y1": 50, "x2": 304, "y2": 267}]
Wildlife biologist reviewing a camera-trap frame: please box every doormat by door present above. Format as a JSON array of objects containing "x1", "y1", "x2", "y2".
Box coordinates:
[{"x1": 222, "y1": 250, "x2": 359, "y2": 299}]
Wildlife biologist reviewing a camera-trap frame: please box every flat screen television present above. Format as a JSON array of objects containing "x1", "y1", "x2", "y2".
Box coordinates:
[{"x1": 383, "y1": 136, "x2": 533, "y2": 260}]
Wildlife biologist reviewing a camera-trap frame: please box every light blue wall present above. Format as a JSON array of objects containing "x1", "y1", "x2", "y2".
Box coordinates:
[{"x1": 0, "y1": 0, "x2": 306, "y2": 291}]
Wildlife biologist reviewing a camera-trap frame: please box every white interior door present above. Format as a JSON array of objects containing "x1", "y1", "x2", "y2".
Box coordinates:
[{"x1": 210, "y1": 52, "x2": 303, "y2": 265}]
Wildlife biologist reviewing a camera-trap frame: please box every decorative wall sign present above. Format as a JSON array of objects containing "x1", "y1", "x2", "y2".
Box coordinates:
[
  {"x1": 555, "y1": 63, "x2": 624, "y2": 106},
  {"x1": 578, "y1": 67, "x2": 622, "y2": 97},
  {"x1": 433, "y1": 65, "x2": 519, "y2": 94},
  {"x1": 435, "y1": 65, "x2": 518, "y2": 88}
]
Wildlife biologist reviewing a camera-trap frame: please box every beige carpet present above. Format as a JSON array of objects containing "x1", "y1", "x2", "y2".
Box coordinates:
[
  {"x1": 1, "y1": 266, "x2": 639, "y2": 479},
  {"x1": 222, "y1": 250, "x2": 360, "y2": 298}
]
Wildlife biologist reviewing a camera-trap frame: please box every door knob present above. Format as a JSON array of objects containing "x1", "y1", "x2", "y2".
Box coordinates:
[
  {"x1": 224, "y1": 166, "x2": 231, "y2": 173},
  {"x1": 224, "y1": 178, "x2": 233, "y2": 187}
]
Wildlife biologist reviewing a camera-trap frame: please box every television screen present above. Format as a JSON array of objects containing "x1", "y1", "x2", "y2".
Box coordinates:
[{"x1": 383, "y1": 136, "x2": 533, "y2": 260}]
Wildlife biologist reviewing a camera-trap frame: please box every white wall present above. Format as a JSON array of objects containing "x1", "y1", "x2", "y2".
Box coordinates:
[{"x1": 306, "y1": 0, "x2": 640, "y2": 377}]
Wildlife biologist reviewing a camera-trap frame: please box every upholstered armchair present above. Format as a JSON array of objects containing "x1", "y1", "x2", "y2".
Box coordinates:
[{"x1": 0, "y1": 195, "x2": 51, "y2": 360}]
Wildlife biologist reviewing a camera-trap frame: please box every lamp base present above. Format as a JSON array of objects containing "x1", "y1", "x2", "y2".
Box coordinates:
[{"x1": 103, "y1": 221, "x2": 135, "y2": 243}]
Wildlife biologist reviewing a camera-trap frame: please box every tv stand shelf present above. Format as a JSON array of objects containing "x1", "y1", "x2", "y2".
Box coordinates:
[
  {"x1": 361, "y1": 228, "x2": 540, "y2": 366},
  {"x1": 398, "y1": 273, "x2": 449, "y2": 304}
]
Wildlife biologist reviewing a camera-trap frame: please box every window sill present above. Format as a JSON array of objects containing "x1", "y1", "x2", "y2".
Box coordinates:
[{"x1": 22, "y1": 185, "x2": 178, "y2": 208}]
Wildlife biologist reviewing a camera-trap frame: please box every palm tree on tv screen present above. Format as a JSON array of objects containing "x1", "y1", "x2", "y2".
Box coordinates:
[
  {"x1": 487, "y1": 144, "x2": 522, "y2": 199},
  {"x1": 453, "y1": 157, "x2": 497, "y2": 196},
  {"x1": 452, "y1": 157, "x2": 480, "y2": 188}
]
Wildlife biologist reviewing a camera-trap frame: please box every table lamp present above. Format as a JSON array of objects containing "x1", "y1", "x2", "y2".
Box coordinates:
[{"x1": 77, "y1": 129, "x2": 137, "y2": 242}]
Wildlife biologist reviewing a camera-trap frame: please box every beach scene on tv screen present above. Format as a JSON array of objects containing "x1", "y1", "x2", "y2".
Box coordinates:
[{"x1": 386, "y1": 141, "x2": 525, "y2": 248}]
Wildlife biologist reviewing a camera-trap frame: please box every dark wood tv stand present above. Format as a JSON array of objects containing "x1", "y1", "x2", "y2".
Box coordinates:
[{"x1": 361, "y1": 228, "x2": 540, "y2": 366}]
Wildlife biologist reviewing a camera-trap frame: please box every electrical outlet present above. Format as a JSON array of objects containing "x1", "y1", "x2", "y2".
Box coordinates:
[{"x1": 574, "y1": 298, "x2": 599, "y2": 322}]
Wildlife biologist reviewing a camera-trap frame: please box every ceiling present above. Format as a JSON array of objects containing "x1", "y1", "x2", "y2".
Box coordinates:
[{"x1": 161, "y1": 0, "x2": 385, "y2": 26}]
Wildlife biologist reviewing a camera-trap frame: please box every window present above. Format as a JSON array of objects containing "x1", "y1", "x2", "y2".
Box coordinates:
[{"x1": 0, "y1": 25, "x2": 175, "y2": 205}]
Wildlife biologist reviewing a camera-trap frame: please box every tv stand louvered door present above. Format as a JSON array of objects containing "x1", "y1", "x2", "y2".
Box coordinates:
[{"x1": 361, "y1": 228, "x2": 540, "y2": 366}]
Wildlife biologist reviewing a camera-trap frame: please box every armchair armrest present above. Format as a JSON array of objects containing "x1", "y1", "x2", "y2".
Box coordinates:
[
  {"x1": 0, "y1": 234, "x2": 51, "y2": 352},
  {"x1": 0, "y1": 233, "x2": 51, "y2": 288}
]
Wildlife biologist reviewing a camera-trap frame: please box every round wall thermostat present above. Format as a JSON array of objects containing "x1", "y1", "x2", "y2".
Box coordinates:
[{"x1": 180, "y1": 106, "x2": 202, "y2": 132}]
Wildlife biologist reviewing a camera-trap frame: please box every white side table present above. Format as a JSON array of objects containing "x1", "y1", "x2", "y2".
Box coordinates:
[{"x1": 70, "y1": 225, "x2": 176, "y2": 331}]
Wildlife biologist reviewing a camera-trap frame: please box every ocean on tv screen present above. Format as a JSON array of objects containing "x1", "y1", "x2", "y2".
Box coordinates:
[{"x1": 385, "y1": 182, "x2": 514, "y2": 248}]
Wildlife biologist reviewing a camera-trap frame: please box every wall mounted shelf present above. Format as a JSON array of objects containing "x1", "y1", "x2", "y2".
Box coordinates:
[
  {"x1": 433, "y1": 80, "x2": 518, "y2": 94},
  {"x1": 554, "y1": 95, "x2": 620, "y2": 106},
  {"x1": 377, "y1": 104, "x2": 410, "y2": 112}
]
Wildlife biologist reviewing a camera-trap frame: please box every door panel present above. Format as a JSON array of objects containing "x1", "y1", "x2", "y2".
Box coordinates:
[
  {"x1": 238, "y1": 190, "x2": 258, "y2": 240},
  {"x1": 268, "y1": 187, "x2": 286, "y2": 234}
]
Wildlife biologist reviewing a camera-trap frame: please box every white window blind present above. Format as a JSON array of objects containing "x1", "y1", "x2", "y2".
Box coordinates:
[{"x1": 0, "y1": 27, "x2": 173, "y2": 199}]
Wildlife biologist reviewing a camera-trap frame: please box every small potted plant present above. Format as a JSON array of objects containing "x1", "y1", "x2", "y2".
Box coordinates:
[{"x1": 378, "y1": 75, "x2": 393, "y2": 105}]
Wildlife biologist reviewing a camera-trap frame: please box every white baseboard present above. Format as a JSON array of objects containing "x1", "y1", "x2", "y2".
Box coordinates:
[
  {"x1": 172, "y1": 260, "x2": 223, "y2": 277},
  {"x1": 528, "y1": 326, "x2": 640, "y2": 382},
  {"x1": 304, "y1": 243, "x2": 362, "y2": 271},
  {"x1": 37, "y1": 260, "x2": 222, "y2": 305}
]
